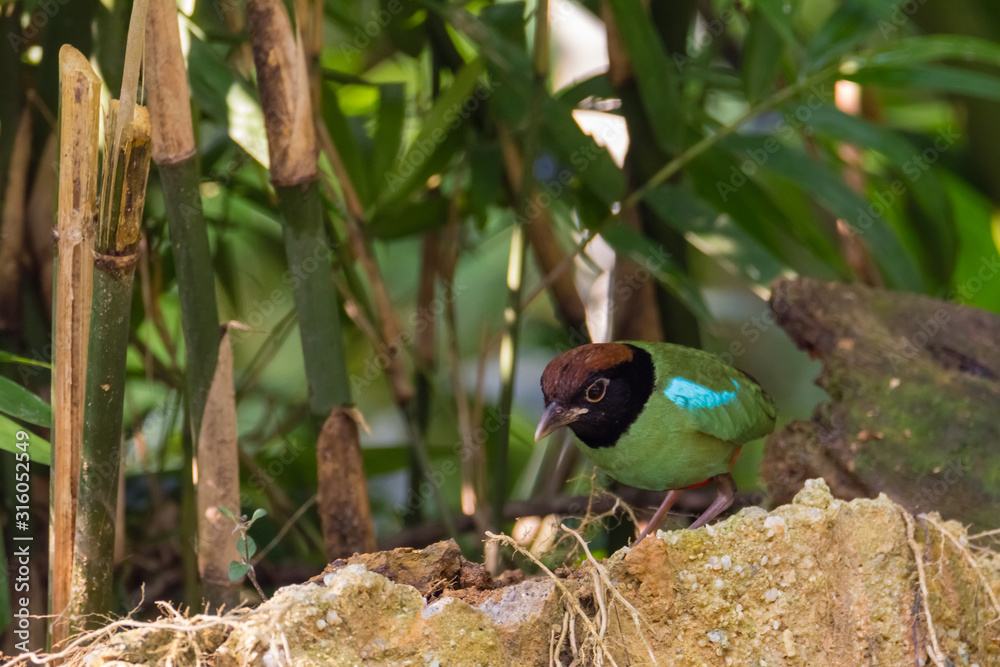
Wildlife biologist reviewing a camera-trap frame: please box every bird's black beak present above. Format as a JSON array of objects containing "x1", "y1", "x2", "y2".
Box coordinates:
[{"x1": 534, "y1": 402, "x2": 588, "y2": 441}]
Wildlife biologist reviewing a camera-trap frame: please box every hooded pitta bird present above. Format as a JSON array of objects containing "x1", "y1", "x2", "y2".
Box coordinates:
[{"x1": 535, "y1": 341, "x2": 776, "y2": 544}]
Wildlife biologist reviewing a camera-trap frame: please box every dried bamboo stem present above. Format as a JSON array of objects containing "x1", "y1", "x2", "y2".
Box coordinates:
[{"x1": 51, "y1": 44, "x2": 101, "y2": 648}]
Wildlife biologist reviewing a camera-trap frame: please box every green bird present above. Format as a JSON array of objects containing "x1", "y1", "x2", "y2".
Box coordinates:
[{"x1": 535, "y1": 341, "x2": 776, "y2": 543}]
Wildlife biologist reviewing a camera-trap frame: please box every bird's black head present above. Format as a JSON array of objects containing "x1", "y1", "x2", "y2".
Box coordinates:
[{"x1": 536, "y1": 343, "x2": 655, "y2": 449}]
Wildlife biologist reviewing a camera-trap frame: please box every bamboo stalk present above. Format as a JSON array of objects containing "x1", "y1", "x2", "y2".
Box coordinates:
[
  {"x1": 145, "y1": 0, "x2": 217, "y2": 438},
  {"x1": 406, "y1": 233, "x2": 440, "y2": 525},
  {"x1": 146, "y1": 0, "x2": 224, "y2": 606},
  {"x1": 248, "y1": 0, "x2": 375, "y2": 557},
  {"x1": 73, "y1": 102, "x2": 151, "y2": 631},
  {"x1": 51, "y1": 44, "x2": 100, "y2": 649},
  {"x1": 196, "y1": 330, "x2": 241, "y2": 609},
  {"x1": 492, "y1": 0, "x2": 550, "y2": 535}
]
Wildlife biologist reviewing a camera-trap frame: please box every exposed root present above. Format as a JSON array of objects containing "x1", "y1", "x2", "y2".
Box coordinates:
[
  {"x1": 487, "y1": 531, "x2": 619, "y2": 666},
  {"x1": 921, "y1": 514, "x2": 1000, "y2": 626},
  {"x1": 5, "y1": 601, "x2": 248, "y2": 667},
  {"x1": 902, "y1": 511, "x2": 946, "y2": 667},
  {"x1": 561, "y1": 525, "x2": 658, "y2": 666}
]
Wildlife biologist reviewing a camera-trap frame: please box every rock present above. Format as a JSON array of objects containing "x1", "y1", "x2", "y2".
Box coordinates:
[
  {"x1": 310, "y1": 538, "x2": 490, "y2": 597},
  {"x1": 764, "y1": 277, "x2": 1000, "y2": 531},
  {"x1": 38, "y1": 483, "x2": 1000, "y2": 666},
  {"x1": 216, "y1": 563, "x2": 508, "y2": 667}
]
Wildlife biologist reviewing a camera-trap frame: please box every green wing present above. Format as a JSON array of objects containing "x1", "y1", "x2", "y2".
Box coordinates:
[{"x1": 629, "y1": 341, "x2": 777, "y2": 445}]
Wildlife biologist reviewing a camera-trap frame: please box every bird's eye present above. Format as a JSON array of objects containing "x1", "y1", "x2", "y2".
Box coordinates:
[{"x1": 585, "y1": 379, "x2": 608, "y2": 402}]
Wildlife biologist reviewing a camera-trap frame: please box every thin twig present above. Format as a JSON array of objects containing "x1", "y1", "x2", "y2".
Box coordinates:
[
  {"x1": 902, "y1": 511, "x2": 946, "y2": 667},
  {"x1": 254, "y1": 494, "x2": 319, "y2": 565}
]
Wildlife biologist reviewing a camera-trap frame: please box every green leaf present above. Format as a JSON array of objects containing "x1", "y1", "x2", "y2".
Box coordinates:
[
  {"x1": 743, "y1": 8, "x2": 785, "y2": 103},
  {"x1": 237, "y1": 535, "x2": 258, "y2": 559},
  {"x1": 722, "y1": 134, "x2": 922, "y2": 289},
  {"x1": 944, "y1": 172, "x2": 1000, "y2": 312},
  {"x1": 322, "y1": 82, "x2": 373, "y2": 206},
  {"x1": 860, "y1": 35, "x2": 1000, "y2": 69},
  {"x1": 556, "y1": 72, "x2": 615, "y2": 107},
  {"x1": 0, "y1": 376, "x2": 51, "y2": 427},
  {"x1": 685, "y1": 143, "x2": 846, "y2": 278},
  {"x1": 644, "y1": 185, "x2": 787, "y2": 291},
  {"x1": 0, "y1": 417, "x2": 51, "y2": 466},
  {"x1": 251, "y1": 508, "x2": 268, "y2": 522},
  {"x1": 807, "y1": 106, "x2": 957, "y2": 284},
  {"x1": 753, "y1": 0, "x2": 800, "y2": 52},
  {"x1": 371, "y1": 83, "x2": 407, "y2": 195},
  {"x1": 228, "y1": 561, "x2": 250, "y2": 581},
  {"x1": 187, "y1": 36, "x2": 268, "y2": 166},
  {"x1": 376, "y1": 59, "x2": 487, "y2": 210},
  {"x1": 0, "y1": 351, "x2": 50, "y2": 368},
  {"x1": 217, "y1": 506, "x2": 236, "y2": 521},
  {"x1": 369, "y1": 196, "x2": 447, "y2": 240},
  {"x1": 606, "y1": 0, "x2": 680, "y2": 151},
  {"x1": 539, "y1": 97, "x2": 625, "y2": 209},
  {"x1": 847, "y1": 64, "x2": 1000, "y2": 102},
  {"x1": 467, "y1": 142, "x2": 503, "y2": 219},
  {"x1": 805, "y1": 0, "x2": 900, "y2": 71}
]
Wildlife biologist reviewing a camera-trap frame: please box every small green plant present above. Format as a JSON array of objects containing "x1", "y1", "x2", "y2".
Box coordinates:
[{"x1": 219, "y1": 506, "x2": 268, "y2": 601}]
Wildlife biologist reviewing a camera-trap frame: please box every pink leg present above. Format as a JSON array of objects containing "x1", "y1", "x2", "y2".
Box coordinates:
[
  {"x1": 688, "y1": 473, "x2": 736, "y2": 530},
  {"x1": 633, "y1": 489, "x2": 681, "y2": 546}
]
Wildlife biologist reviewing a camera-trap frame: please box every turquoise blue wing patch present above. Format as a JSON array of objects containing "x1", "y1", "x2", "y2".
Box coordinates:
[{"x1": 664, "y1": 377, "x2": 739, "y2": 410}]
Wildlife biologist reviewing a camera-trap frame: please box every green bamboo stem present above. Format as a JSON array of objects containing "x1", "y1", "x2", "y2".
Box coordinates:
[
  {"x1": 146, "y1": 0, "x2": 225, "y2": 606},
  {"x1": 74, "y1": 102, "x2": 150, "y2": 630},
  {"x1": 492, "y1": 0, "x2": 550, "y2": 533},
  {"x1": 76, "y1": 270, "x2": 133, "y2": 620},
  {"x1": 276, "y1": 183, "x2": 352, "y2": 411},
  {"x1": 158, "y1": 156, "x2": 221, "y2": 607},
  {"x1": 158, "y1": 157, "x2": 220, "y2": 438},
  {"x1": 248, "y1": 0, "x2": 375, "y2": 556}
]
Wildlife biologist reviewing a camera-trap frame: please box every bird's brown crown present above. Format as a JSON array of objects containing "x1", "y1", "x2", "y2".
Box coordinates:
[{"x1": 540, "y1": 343, "x2": 634, "y2": 402}]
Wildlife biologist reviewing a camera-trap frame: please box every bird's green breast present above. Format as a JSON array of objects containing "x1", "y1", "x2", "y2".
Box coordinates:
[{"x1": 577, "y1": 341, "x2": 776, "y2": 490}]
